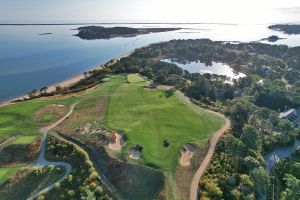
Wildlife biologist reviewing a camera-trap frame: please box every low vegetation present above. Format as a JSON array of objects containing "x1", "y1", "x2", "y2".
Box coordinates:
[
  {"x1": 42, "y1": 134, "x2": 113, "y2": 200},
  {"x1": 0, "y1": 137, "x2": 41, "y2": 165},
  {"x1": 0, "y1": 166, "x2": 65, "y2": 200},
  {"x1": 0, "y1": 165, "x2": 25, "y2": 183}
]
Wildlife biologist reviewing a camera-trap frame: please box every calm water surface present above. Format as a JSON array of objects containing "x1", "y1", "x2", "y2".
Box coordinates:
[
  {"x1": 162, "y1": 59, "x2": 246, "y2": 79},
  {"x1": 0, "y1": 23, "x2": 299, "y2": 101}
]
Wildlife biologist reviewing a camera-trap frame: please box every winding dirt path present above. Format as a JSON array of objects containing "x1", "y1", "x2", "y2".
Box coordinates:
[
  {"x1": 190, "y1": 117, "x2": 230, "y2": 200},
  {"x1": 174, "y1": 91, "x2": 231, "y2": 200},
  {"x1": 27, "y1": 102, "x2": 79, "y2": 200}
]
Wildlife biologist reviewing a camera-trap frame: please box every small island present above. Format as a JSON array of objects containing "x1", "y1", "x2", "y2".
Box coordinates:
[
  {"x1": 260, "y1": 35, "x2": 284, "y2": 42},
  {"x1": 268, "y1": 24, "x2": 300, "y2": 34},
  {"x1": 74, "y1": 26, "x2": 181, "y2": 40},
  {"x1": 38, "y1": 33, "x2": 53, "y2": 36}
]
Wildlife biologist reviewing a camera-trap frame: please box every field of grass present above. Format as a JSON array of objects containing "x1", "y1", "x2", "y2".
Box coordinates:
[
  {"x1": 105, "y1": 74, "x2": 225, "y2": 171},
  {"x1": 0, "y1": 75, "x2": 123, "y2": 145},
  {"x1": 0, "y1": 73, "x2": 224, "y2": 172},
  {"x1": 13, "y1": 136, "x2": 37, "y2": 144}
]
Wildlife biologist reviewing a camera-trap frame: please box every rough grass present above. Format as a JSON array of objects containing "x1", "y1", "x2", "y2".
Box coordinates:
[
  {"x1": 0, "y1": 166, "x2": 65, "y2": 200},
  {"x1": 105, "y1": 74, "x2": 225, "y2": 172},
  {"x1": 0, "y1": 166, "x2": 25, "y2": 183}
]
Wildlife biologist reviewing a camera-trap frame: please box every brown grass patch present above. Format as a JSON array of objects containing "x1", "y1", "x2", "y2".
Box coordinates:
[
  {"x1": 33, "y1": 104, "x2": 68, "y2": 126},
  {"x1": 170, "y1": 141, "x2": 210, "y2": 200},
  {"x1": 56, "y1": 96, "x2": 108, "y2": 136},
  {"x1": 0, "y1": 137, "x2": 41, "y2": 166}
]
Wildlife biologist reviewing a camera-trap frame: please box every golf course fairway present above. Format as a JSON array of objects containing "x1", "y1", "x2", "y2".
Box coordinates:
[{"x1": 105, "y1": 74, "x2": 225, "y2": 171}]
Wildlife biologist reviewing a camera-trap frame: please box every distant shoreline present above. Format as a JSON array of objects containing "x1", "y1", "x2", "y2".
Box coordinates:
[
  {"x1": 0, "y1": 49, "x2": 134, "y2": 107},
  {"x1": 0, "y1": 22, "x2": 239, "y2": 26}
]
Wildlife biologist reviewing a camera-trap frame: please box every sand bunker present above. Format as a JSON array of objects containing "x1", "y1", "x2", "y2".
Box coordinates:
[
  {"x1": 180, "y1": 144, "x2": 196, "y2": 166},
  {"x1": 108, "y1": 132, "x2": 124, "y2": 151},
  {"x1": 129, "y1": 149, "x2": 141, "y2": 160}
]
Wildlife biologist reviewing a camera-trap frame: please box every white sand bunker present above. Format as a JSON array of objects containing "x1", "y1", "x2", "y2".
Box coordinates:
[
  {"x1": 129, "y1": 149, "x2": 141, "y2": 160},
  {"x1": 108, "y1": 132, "x2": 124, "y2": 151},
  {"x1": 129, "y1": 144, "x2": 143, "y2": 160},
  {"x1": 180, "y1": 144, "x2": 196, "y2": 166}
]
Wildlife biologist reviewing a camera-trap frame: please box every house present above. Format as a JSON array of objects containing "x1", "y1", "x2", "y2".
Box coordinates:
[{"x1": 279, "y1": 108, "x2": 300, "y2": 127}]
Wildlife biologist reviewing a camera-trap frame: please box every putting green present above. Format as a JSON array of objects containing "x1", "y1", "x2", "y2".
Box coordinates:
[{"x1": 105, "y1": 74, "x2": 225, "y2": 171}]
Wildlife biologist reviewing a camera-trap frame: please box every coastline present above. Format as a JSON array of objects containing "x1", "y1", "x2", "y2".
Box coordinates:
[{"x1": 0, "y1": 49, "x2": 134, "y2": 108}]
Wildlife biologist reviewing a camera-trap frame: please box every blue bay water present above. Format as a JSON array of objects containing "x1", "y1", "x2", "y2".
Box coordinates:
[{"x1": 0, "y1": 24, "x2": 299, "y2": 101}]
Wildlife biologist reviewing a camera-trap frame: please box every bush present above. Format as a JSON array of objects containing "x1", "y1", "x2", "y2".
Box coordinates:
[
  {"x1": 89, "y1": 171, "x2": 98, "y2": 181},
  {"x1": 67, "y1": 189, "x2": 76, "y2": 197},
  {"x1": 36, "y1": 195, "x2": 45, "y2": 200}
]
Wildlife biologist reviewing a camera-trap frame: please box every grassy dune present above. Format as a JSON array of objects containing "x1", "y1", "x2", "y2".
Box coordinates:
[{"x1": 105, "y1": 74, "x2": 225, "y2": 171}]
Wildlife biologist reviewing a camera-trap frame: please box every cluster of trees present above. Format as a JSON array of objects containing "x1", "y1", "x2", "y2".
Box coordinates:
[
  {"x1": 272, "y1": 154, "x2": 300, "y2": 200},
  {"x1": 133, "y1": 39, "x2": 300, "y2": 85},
  {"x1": 43, "y1": 135, "x2": 113, "y2": 200},
  {"x1": 199, "y1": 97, "x2": 299, "y2": 199}
]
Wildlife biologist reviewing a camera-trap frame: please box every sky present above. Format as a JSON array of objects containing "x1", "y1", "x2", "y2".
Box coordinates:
[{"x1": 0, "y1": 0, "x2": 300, "y2": 24}]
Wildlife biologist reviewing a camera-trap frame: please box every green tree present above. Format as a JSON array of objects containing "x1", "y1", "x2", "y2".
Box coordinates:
[
  {"x1": 280, "y1": 174, "x2": 300, "y2": 200},
  {"x1": 250, "y1": 167, "x2": 270, "y2": 198},
  {"x1": 241, "y1": 125, "x2": 260, "y2": 150},
  {"x1": 202, "y1": 180, "x2": 223, "y2": 199}
]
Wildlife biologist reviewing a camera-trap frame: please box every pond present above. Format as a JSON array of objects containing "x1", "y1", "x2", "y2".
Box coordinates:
[{"x1": 162, "y1": 59, "x2": 246, "y2": 80}]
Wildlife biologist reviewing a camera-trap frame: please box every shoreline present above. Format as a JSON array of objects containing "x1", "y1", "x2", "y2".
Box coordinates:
[{"x1": 0, "y1": 49, "x2": 134, "y2": 107}]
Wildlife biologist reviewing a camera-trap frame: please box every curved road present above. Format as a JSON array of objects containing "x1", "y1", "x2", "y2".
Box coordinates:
[
  {"x1": 27, "y1": 102, "x2": 79, "y2": 200},
  {"x1": 190, "y1": 115, "x2": 231, "y2": 200}
]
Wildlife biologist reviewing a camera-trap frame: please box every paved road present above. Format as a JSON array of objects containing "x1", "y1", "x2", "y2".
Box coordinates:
[
  {"x1": 27, "y1": 102, "x2": 79, "y2": 200},
  {"x1": 265, "y1": 139, "x2": 300, "y2": 173}
]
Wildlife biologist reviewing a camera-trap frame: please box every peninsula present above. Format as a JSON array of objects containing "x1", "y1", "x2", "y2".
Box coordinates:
[{"x1": 268, "y1": 24, "x2": 300, "y2": 34}]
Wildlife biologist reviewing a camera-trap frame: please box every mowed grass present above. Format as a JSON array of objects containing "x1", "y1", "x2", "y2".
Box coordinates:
[
  {"x1": 105, "y1": 74, "x2": 225, "y2": 171},
  {"x1": 0, "y1": 166, "x2": 25, "y2": 183},
  {"x1": 13, "y1": 136, "x2": 37, "y2": 144}
]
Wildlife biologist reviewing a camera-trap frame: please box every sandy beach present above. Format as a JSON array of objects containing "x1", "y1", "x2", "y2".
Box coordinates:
[{"x1": 0, "y1": 50, "x2": 134, "y2": 108}]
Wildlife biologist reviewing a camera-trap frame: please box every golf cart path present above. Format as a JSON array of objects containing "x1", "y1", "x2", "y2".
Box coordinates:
[
  {"x1": 190, "y1": 116, "x2": 230, "y2": 200},
  {"x1": 175, "y1": 91, "x2": 231, "y2": 200},
  {"x1": 27, "y1": 102, "x2": 79, "y2": 200}
]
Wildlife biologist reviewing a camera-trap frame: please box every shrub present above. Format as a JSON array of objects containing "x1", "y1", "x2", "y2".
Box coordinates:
[
  {"x1": 67, "y1": 189, "x2": 76, "y2": 197},
  {"x1": 89, "y1": 171, "x2": 98, "y2": 181},
  {"x1": 36, "y1": 195, "x2": 45, "y2": 200}
]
